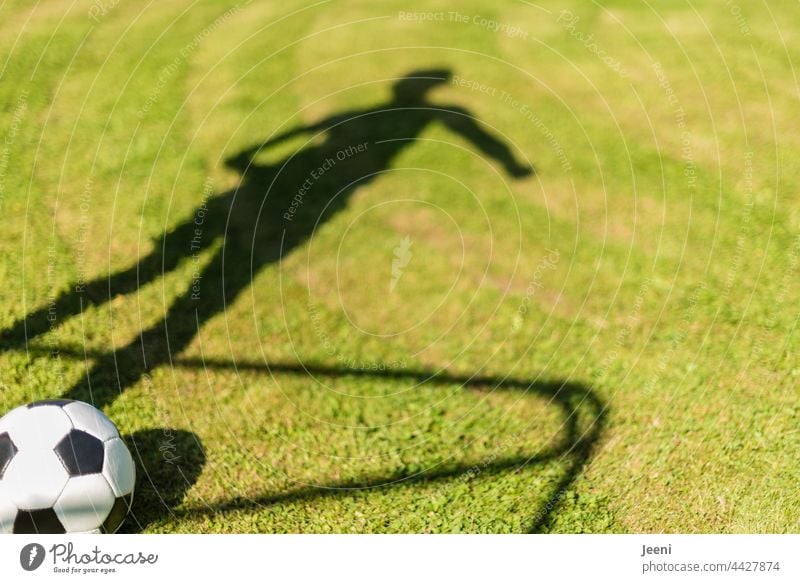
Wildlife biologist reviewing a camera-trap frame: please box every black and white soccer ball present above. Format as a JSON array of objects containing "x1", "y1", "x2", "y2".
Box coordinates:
[{"x1": 0, "y1": 399, "x2": 135, "y2": 534}]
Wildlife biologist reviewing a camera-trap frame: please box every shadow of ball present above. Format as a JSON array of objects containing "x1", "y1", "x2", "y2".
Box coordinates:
[{"x1": 120, "y1": 429, "x2": 206, "y2": 533}]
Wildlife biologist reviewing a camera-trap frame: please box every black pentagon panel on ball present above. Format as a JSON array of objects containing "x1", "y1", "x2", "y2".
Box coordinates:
[
  {"x1": 0, "y1": 432, "x2": 17, "y2": 479},
  {"x1": 54, "y1": 429, "x2": 105, "y2": 476},
  {"x1": 100, "y1": 494, "x2": 132, "y2": 533},
  {"x1": 14, "y1": 508, "x2": 66, "y2": 534},
  {"x1": 27, "y1": 399, "x2": 75, "y2": 408}
]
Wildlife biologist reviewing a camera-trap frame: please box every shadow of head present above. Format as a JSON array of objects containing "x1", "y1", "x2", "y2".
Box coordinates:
[
  {"x1": 121, "y1": 428, "x2": 206, "y2": 533},
  {"x1": 392, "y1": 68, "x2": 452, "y2": 103},
  {"x1": 221, "y1": 68, "x2": 455, "y2": 172}
]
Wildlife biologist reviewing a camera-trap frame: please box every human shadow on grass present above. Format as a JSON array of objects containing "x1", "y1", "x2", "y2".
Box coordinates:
[
  {"x1": 0, "y1": 67, "x2": 532, "y2": 410},
  {"x1": 0, "y1": 69, "x2": 605, "y2": 531}
]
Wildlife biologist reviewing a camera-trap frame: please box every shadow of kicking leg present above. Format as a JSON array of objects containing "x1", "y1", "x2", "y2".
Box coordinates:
[
  {"x1": 61, "y1": 233, "x2": 253, "y2": 408},
  {"x1": 0, "y1": 216, "x2": 214, "y2": 353}
]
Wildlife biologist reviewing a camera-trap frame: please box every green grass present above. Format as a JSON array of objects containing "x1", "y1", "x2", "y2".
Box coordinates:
[{"x1": 0, "y1": 0, "x2": 798, "y2": 533}]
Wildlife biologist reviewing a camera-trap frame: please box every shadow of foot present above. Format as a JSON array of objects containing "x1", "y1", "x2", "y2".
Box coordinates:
[{"x1": 120, "y1": 428, "x2": 206, "y2": 533}]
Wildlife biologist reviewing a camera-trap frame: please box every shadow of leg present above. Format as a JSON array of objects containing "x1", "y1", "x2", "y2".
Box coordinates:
[
  {"x1": 62, "y1": 245, "x2": 235, "y2": 409},
  {"x1": 0, "y1": 214, "x2": 220, "y2": 354},
  {"x1": 121, "y1": 428, "x2": 206, "y2": 533},
  {"x1": 0, "y1": 250, "x2": 166, "y2": 352}
]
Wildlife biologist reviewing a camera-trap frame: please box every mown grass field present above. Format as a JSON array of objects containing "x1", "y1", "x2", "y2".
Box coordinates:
[{"x1": 0, "y1": 0, "x2": 798, "y2": 533}]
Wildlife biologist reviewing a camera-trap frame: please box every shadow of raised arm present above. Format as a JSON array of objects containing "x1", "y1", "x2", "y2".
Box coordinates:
[{"x1": 437, "y1": 105, "x2": 534, "y2": 178}]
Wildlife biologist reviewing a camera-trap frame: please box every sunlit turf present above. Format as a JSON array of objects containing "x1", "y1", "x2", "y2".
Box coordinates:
[{"x1": 0, "y1": 0, "x2": 798, "y2": 532}]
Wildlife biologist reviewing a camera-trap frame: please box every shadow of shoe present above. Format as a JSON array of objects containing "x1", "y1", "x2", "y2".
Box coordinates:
[{"x1": 120, "y1": 428, "x2": 206, "y2": 533}]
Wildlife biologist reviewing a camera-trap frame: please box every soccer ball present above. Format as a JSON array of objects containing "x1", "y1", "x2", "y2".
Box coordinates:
[{"x1": 0, "y1": 399, "x2": 135, "y2": 533}]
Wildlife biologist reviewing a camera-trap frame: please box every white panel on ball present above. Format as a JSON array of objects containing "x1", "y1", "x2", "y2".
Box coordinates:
[
  {"x1": 63, "y1": 402, "x2": 120, "y2": 441},
  {"x1": 4, "y1": 449, "x2": 69, "y2": 509},
  {"x1": 102, "y1": 438, "x2": 136, "y2": 497},
  {"x1": 0, "y1": 483, "x2": 17, "y2": 534},
  {"x1": 0, "y1": 405, "x2": 73, "y2": 450},
  {"x1": 54, "y1": 474, "x2": 115, "y2": 533}
]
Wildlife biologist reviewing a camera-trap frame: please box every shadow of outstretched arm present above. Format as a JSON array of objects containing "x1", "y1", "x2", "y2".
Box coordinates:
[{"x1": 438, "y1": 106, "x2": 534, "y2": 178}]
